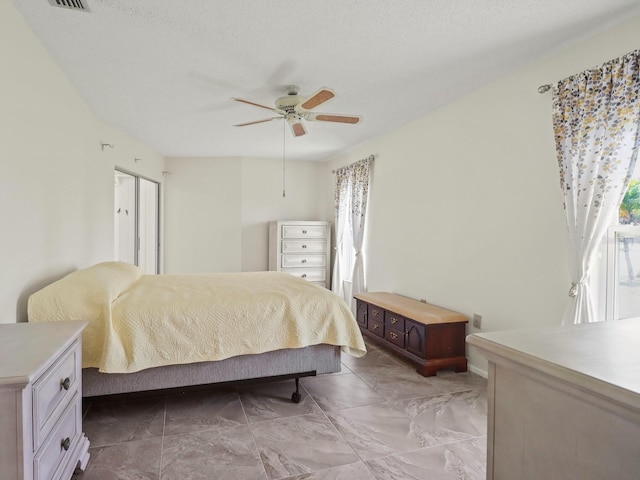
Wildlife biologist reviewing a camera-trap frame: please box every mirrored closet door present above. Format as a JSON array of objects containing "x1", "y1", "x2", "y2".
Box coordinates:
[{"x1": 114, "y1": 170, "x2": 160, "y2": 273}]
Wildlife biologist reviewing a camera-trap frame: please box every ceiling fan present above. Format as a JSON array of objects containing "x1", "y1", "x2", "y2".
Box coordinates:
[{"x1": 232, "y1": 85, "x2": 362, "y2": 137}]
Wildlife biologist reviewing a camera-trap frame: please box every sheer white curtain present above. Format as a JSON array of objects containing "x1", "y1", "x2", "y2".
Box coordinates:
[
  {"x1": 552, "y1": 50, "x2": 640, "y2": 325},
  {"x1": 332, "y1": 156, "x2": 373, "y2": 310}
]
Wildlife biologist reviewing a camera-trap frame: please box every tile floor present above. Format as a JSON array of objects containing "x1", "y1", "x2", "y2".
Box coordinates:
[{"x1": 73, "y1": 339, "x2": 487, "y2": 479}]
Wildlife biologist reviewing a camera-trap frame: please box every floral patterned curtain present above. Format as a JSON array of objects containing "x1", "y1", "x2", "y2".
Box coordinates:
[
  {"x1": 552, "y1": 49, "x2": 640, "y2": 325},
  {"x1": 332, "y1": 156, "x2": 373, "y2": 309}
]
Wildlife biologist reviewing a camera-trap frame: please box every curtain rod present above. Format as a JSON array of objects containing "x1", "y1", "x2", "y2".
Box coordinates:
[{"x1": 332, "y1": 154, "x2": 375, "y2": 173}]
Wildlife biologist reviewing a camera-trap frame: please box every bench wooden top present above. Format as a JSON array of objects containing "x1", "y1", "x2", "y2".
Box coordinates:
[{"x1": 354, "y1": 292, "x2": 468, "y2": 325}]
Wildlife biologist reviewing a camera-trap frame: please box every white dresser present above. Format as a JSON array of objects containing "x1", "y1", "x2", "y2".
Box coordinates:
[
  {"x1": 268, "y1": 220, "x2": 331, "y2": 288},
  {"x1": 0, "y1": 321, "x2": 90, "y2": 480},
  {"x1": 467, "y1": 319, "x2": 640, "y2": 480}
]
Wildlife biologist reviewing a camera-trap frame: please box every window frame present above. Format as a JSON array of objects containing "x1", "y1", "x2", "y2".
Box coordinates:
[{"x1": 605, "y1": 224, "x2": 640, "y2": 321}]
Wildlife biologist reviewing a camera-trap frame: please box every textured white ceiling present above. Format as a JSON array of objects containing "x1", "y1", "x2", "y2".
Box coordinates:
[{"x1": 11, "y1": 0, "x2": 640, "y2": 161}]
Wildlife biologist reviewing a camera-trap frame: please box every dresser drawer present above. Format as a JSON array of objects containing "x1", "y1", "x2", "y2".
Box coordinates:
[
  {"x1": 282, "y1": 225, "x2": 327, "y2": 239},
  {"x1": 384, "y1": 311, "x2": 405, "y2": 331},
  {"x1": 385, "y1": 328, "x2": 406, "y2": 348},
  {"x1": 281, "y1": 239, "x2": 327, "y2": 253},
  {"x1": 33, "y1": 392, "x2": 81, "y2": 480},
  {"x1": 367, "y1": 305, "x2": 384, "y2": 338},
  {"x1": 368, "y1": 304, "x2": 384, "y2": 325},
  {"x1": 282, "y1": 268, "x2": 326, "y2": 282},
  {"x1": 281, "y1": 254, "x2": 326, "y2": 268},
  {"x1": 33, "y1": 340, "x2": 80, "y2": 451},
  {"x1": 367, "y1": 317, "x2": 384, "y2": 337}
]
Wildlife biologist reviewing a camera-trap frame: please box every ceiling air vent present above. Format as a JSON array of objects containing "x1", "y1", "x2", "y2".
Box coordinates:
[{"x1": 47, "y1": 0, "x2": 89, "y2": 12}]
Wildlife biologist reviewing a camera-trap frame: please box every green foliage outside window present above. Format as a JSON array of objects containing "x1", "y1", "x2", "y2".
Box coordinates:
[{"x1": 620, "y1": 179, "x2": 640, "y2": 224}]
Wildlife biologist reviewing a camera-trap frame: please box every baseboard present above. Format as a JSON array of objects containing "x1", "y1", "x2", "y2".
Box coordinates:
[{"x1": 468, "y1": 363, "x2": 488, "y2": 379}]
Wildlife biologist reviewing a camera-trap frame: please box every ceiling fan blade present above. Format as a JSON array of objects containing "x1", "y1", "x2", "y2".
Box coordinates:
[
  {"x1": 232, "y1": 97, "x2": 283, "y2": 114},
  {"x1": 303, "y1": 112, "x2": 362, "y2": 124},
  {"x1": 233, "y1": 117, "x2": 282, "y2": 127},
  {"x1": 299, "y1": 87, "x2": 335, "y2": 110}
]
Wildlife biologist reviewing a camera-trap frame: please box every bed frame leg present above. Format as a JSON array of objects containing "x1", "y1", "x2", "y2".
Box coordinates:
[{"x1": 291, "y1": 377, "x2": 302, "y2": 403}]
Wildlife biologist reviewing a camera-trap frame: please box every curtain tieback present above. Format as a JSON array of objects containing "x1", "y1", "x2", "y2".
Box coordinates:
[{"x1": 568, "y1": 282, "x2": 583, "y2": 297}]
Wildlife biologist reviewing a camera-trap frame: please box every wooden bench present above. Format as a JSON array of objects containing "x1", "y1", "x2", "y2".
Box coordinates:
[{"x1": 354, "y1": 292, "x2": 468, "y2": 376}]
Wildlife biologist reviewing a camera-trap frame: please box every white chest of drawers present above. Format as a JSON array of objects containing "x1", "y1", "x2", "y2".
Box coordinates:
[
  {"x1": 268, "y1": 221, "x2": 331, "y2": 288},
  {"x1": 0, "y1": 321, "x2": 90, "y2": 480}
]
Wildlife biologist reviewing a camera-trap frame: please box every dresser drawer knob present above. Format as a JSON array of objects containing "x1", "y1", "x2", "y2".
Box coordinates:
[
  {"x1": 390, "y1": 332, "x2": 398, "y2": 340},
  {"x1": 372, "y1": 323, "x2": 379, "y2": 330},
  {"x1": 60, "y1": 377, "x2": 71, "y2": 390},
  {"x1": 372, "y1": 309, "x2": 379, "y2": 317},
  {"x1": 302, "y1": 259, "x2": 307, "y2": 263},
  {"x1": 301, "y1": 274, "x2": 307, "y2": 278},
  {"x1": 302, "y1": 244, "x2": 307, "y2": 249},
  {"x1": 61, "y1": 437, "x2": 71, "y2": 451},
  {"x1": 391, "y1": 317, "x2": 398, "y2": 325},
  {"x1": 302, "y1": 230, "x2": 308, "y2": 234}
]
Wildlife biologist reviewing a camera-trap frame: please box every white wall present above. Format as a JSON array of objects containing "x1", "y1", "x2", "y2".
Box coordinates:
[
  {"x1": 0, "y1": 0, "x2": 165, "y2": 323},
  {"x1": 241, "y1": 157, "x2": 327, "y2": 272},
  {"x1": 163, "y1": 156, "x2": 326, "y2": 273},
  {"x1": 324, "y1": 14, "x2": 640, "y2": 375},
  {"x1": 163, "y1": 157, "x2": 242, "y2": 273}
]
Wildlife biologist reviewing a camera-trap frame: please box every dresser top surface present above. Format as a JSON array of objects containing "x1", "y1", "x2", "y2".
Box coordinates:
[
  {"x1": 467, "y1": 318, "x2": 640, "y2": 407},
  {"x1": 354, "y1": 292, "x2": 467, "y2": 324},
  {"x1": 0, "y1": 321, "x2": 87, "y2": 387}
]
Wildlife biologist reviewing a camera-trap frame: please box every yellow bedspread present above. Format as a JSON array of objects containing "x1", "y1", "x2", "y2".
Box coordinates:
[{"x1": 28, "y1": 262, "x2": 366, "y2": 373}]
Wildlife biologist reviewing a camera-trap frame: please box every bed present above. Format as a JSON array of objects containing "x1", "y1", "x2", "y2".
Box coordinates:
[{"x1": 27, "y1": 262, "x2": 366, "y2": 400}]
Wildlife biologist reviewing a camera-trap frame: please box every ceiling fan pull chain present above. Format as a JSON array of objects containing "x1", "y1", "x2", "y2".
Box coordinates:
[{"x1": 282, "y1": 118, "x2": 286, "y2": 198}]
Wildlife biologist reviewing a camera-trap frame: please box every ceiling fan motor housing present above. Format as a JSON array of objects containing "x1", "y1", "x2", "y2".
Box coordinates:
[{"x1": 275, "y1": 95, "x2": 303, "y2": 113}]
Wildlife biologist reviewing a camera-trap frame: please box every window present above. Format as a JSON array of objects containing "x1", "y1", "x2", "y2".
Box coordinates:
[
  {"x1": 602, "y1": 169, "x2": 640, "y2": 320},
  {"x1": 114, "y1": 170, "x2": 160, "y2": 274}
]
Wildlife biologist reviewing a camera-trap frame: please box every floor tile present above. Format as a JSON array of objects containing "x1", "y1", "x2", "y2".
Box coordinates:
[
  {"x1": 394, "y1": 389, "x2": 487, "y2": 447},
  {"x1": 73, "y1": 437, "x2": 162, "y2": 480},
  {"x1": 83, "y1": 397, "x2": 166, "y2": 447},
  {"x1": 340, "y1": 348, "x2": 400, "y2": 372},
  {"x1": 282, "y1": 461, "x2": 376, "y2": 479},
  {"x1": 76, "y1": 340, "x2": 487, "y2": 479},
  {"x1": 161, "y1": 425, "x2": 266, "y2": 480},
  {"x1": 301, "y1": 373, "x2": 385, "y2": 411},
  {"x1": 239, "y1": 380, "x2": 322, "y2": 423},
  {"x1": 326, "y1": 402, "x2": 424, "y2": 461},
  {"x1": 353, "y1": 365, "x2": 449, "y2": 400},
  {"x1": 250, "y1": 413, "x2": 360, "y2": 479},
  {"x1": 427, "y1": 371, "x2": 488, "y2": 394},
  {"x1": 164, "y1": 388, "x2": 246, "y2": 436},
  {"x1": 365, "y1": 437, "x2": 486, "y2": 480}
]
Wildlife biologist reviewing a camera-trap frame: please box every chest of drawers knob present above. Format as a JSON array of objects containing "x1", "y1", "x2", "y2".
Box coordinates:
[
  {"x1": 61, "y1": 437, "x2": 71, "y2": 451},
  {"x1": 60, "y1": 377, "x2": 71, "y2": 390}
]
